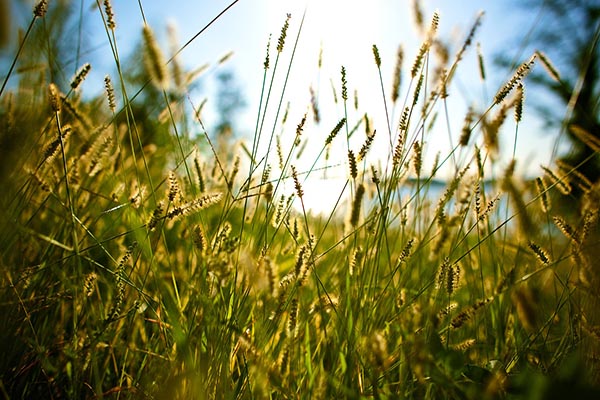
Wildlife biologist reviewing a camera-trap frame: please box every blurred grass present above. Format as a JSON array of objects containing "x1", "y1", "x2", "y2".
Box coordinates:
[{"x1": 0, "y1": 1, "x2": 599, "y2": 399}]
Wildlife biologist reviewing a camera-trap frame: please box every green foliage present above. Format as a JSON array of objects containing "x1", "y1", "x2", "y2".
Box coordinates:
[{"x1": 1, "y1": 1, "x2": 599, "y2": 399}]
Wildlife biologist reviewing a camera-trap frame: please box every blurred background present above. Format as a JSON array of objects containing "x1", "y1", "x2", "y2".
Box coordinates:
[{"x1": 1, "y1": 0, "x2": 598, "y2": 208}]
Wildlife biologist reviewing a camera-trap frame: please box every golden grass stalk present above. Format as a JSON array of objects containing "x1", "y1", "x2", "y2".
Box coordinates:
[
  {"x1": 263, "y1": 34, "x2": 271, "y2": 69},
  {"x1": 535, "y1": 177, "x2": 550, "y2": 213},
  {"x1": 358, "y1": 129, "x2": 376, "y2": 161},
  {"x1": 84, "y1": 272, "x2": 98, "y2": 297},
  {"x1": 348, "y1": 149, "x2": 358, "y2": 180},
  {"x1": 372, "y1": 44, "x2": 381, "y2": 67},
  {"x1": 412, "y1": 141, "x2": 422, "y2": 176},
  {"x1": 294, "y1": 113, "x2": 307, "y2": 146},
  {"x1": 309, "y1": 86, "x2": 320, "y2": 123},
  {"x1": 494, "y1": 54, "x2": 536, "y2": 104},
  {"x1": 166, "y1": 193, "x2": 223, "y2": 220},
  {"x1": 412, "y1": 73, "x2": 424, "y2": 107},
  {"x1": 288, "y1": 298, "x2": 299, "y2": 338},
  {"x1": 142, "y1": 25, "x2": 169, "y2": 89},
  {"x1": 412, "y1": 0, "x2": 424, "y2": 33},
  {"x1": 272, "y1": 194, "x2": 286, "y2": 227},
  {"x1": 396, "y1": 238, "x2": 414, "y2": 267},
  {"x1": 167, "y1": 171, "x2": 181, "y2": 202},
  {"x1": 349, "y1": 247, "x2": 363, "y2": 276},
  {"x1": 33, "y1": 0, "x2": 47, "y2": 18},
  {"x1": 85, "y1": 132, "x2": 113, "y2": 177},
  {"x1": 528, "y1": 241, "x2": 550, "y2": 265},
  {"x1": 460, "y1": 107, "x2": 475, "y2": 146},
  {"x1": 48, "y1": 83, "x2": 61, "y2": 112},
  {"x1": 103, "y1": 0, "x2": 116, "y2": 30},
  {"x1": 569, "y1": 124, "x2": 600, "y2": 153},
  {"x1": 43, "y1": 125, "x2": 72, "y2": 164},
  {"x1": 147, "y1": 201, "x2": 165, "y2": 231},
  {"x1": 514, "y1": 83, "x2": 524, "y2": 123},
  {"x1": 391, "y1": 45, "x2": 403, "y2": 103},
  {"x1": 535, "y1": 50, "x2": 560, "y2": 82},
  {"x1": 411, "y1": 40, "x2": 430, "y2": 78},
  {"x1": 552, "y1": 216, "x2": 580, "y2": 245},
  {"x1": 349, "y1": 183, "x2": 365, "y2": 228},
  {"x1": 452, "y1": 339, "x2": 476, "y2": 352},
  {"x1": 194, "y1": 154, "x2": 205, "y2": 193},
  {"x1": 104, "y1": 75, "x2": 116, "y2": 112},
  {"x1": 70, "y1": 63, "x2": 91, "y2": 90},
  {"x1": 371, "y1": 165, "x2": 380, "y2": 185},
  {"x1": 556, "y1": 160, "x2": 593, "y2": 193},
  {"x1": 291, "y1": 165, "x2": 303, "y2": 199},
  {"x1": 450, "y1": 297, "x2": 491, "y2": 329},
  {"x1": 437, "y1": 257, "x2": 460, "y2": 296},
  {"x1": 541, "y1": 165, "x2": 571, "y2": 195},
  {"x1": 454, "y1": 11, "x2": 484, "y2": 65},
  {"x1": 325, "y1": 118, "x2": 346, "y2": 146},
  {"x1": 477, "y1": 42, "x2": 486, "y2": 80},
  {"x1": 341, "y1": 66, "x2": 348, "y2": 101},
  {"x1": 277, "y1": 13, "x2": 291, "y2": 53}
]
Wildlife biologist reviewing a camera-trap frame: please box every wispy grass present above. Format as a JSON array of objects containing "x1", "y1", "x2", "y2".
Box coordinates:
[{"x1": 1, "y1": 1, "x2": 599, "y2": 399}]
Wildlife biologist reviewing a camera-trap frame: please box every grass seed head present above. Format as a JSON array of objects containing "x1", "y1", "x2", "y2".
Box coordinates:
[
  {"x1": 104, "y1": 75, "x2": 116, "y2": 112},
  {"x1": 277, "y1": 14, "x2": 291, "y2": 53},
  {"x1": 48, "y1": 83, "x2": 61, "y2": 112},
  {"x1": 70, "y1": 63, "x2": 91, "y2": 90},
  {"x1": 341, "y1": 66, "x2": 348, "y2": 101},
  {"x1": 33, "y1": 0, "x2": 47, "y2": 18},
  {"x1": 391, "y1": 45, "x2": 404, "y2": 103},
  {"x1": 348, "y1": 149, "x2": 358, "y2": 180},
  {"x1": 535, "y1": 50, "x2": 560, "y2": 82},
  {"x1": 349, "y1": 183, "x2": 366, "y2": 228},
  {"x1": 372, "y1": 44, "x2": 381, "y2": 67},
  {"x1": 143, "y1": 25, "x2": 169, "y2": 89},
  {"x1": 494, "y1": 54, "x2": 536, "y2": 104},
  {"x1": 104, "y1": 0, "x2": 116, "y2": 30}
]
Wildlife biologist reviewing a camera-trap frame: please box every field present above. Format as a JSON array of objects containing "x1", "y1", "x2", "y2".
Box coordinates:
[{"x1": 1, "y1": 1, "x2": 600, "y2": 398}]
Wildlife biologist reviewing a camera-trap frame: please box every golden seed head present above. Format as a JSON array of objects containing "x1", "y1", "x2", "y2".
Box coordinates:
[
  {"x1": 459, "y1": 107, "x2": 475, "y2": 146},
  {"x1": 104, "y1": 0, "x2": 116, "y2": 30},
  {"x1": 104, "y1": 75, "x2": 116, "y2": 112},
  {"x1": 70, "y1": 63, "x2": 91, "y2": 90},
  {"x1": 372, "y1": 44, "x2": 381, "y2": 67},
  {"x1": 514, "y1": 83, "x2": 524, "y2": 123},
  {"x1": 341, "y1": 66, "x2": 348, "y2": 101},
  {"x1": 348, "y1": 150, "x2": 358, "y2": 180},
  {"x1": 325, "y1": 118, "x2": 346, "y2": 146},
  {"x1": 147, "y1": 201, "x2": 165, "y2": 231},
  {"x1": 535, "y1": 177, "x2": 550, "y2": 213},
  {"x1": 494, "y1": 54, "x2": 536, "y2": 104},
  {"x1": 349, "y1": 183, "x2": 365, "y2": 228},
  {"x1": 391, "y1": 45, "x2": 404, "y2": 103},
  {"x1": 535, "y1": 50, "x2": 560, "y2": 82},
  {"x1": 142, "y1": 25, "x2": 169, "y2": 89},
  {"x1": 277, "y1": 13, "x2": 291, "y2": 53},
  {"x1": 33, "y1": 0, "x2": 47, "y2": 18},
  {"x1": 477, "y1": 42, "x2": 486, "y2": 80},
  {"x1": 264, "y1": 34, "x2": 271, "y2": 69},
  {"x1": 291, "y1": 165, "x2": 303, "y2": 199},
  {"x1": 48, "y1": 83, "x2": 61, "y2": 112},
  {"x1": 412, "y1": 141, "x2": 422, "y2": 176},
  {"x1": 411, "y1": 40, "x2": 430, "y2": 78}
]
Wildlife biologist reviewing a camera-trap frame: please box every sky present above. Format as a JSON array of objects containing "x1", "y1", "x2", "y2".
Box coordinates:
[{"x1": 3, "y1": 0, "x2": 559, "y2": 212}]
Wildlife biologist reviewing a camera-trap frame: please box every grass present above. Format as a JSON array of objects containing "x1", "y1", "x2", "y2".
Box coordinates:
[{"x1": 1, "y1": 1, "x2": 600, "y2": 398}]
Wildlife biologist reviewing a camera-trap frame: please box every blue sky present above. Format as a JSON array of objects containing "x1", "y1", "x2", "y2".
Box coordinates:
[{"x1": 3, "y1": 1, "x2": 559, "y2": 212}]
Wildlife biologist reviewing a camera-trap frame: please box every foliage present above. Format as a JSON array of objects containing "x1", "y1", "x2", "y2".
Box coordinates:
[{"x1": 1, "y1": 1, "x2": 600, "y2": 398}]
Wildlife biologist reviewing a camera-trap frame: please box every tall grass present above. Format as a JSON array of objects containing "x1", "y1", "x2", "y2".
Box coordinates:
[{"x1": 1, "y1": 1, "x2": 599, "y2": 398}]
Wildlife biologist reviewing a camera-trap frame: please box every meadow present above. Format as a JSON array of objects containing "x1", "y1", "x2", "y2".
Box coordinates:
[{"x1": 1, "y1": 1, "x2": 600, "y2": 398}]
